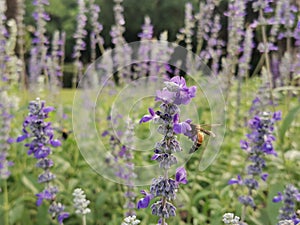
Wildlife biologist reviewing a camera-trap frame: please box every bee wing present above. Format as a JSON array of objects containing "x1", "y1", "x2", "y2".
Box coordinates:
[
  {"x1": 200, "y1": 123, "x2": 222, "y2": 128},
  {"x1": 199, "y1": 128, "x2": 216, "y2": 137}
]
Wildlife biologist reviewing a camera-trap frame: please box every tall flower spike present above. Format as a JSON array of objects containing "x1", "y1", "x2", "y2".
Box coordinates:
[
  {"x1": 137, "y1": 76, "x2": 196, "y2": 224},
  {"x1": 73, "y1": 188, "x2": 91, "y2": 215},
  {"x1": 0, "y1": 0, "x2": 8, "y2": 81},
  {"x1": 0, "y1": 90, "x2": 16, "y2": 179},
  {"x1": 29, "y1": 0, "x2": 50, "y2": 90},
  {"x1": 89, "y1": 0, "x2": 104, "y2": 61},
  {"x1": 17, "y1": 98, "x2": 69, "y2": 224},
  {"x1": 103, "y1": 115, "x2": 137, "y2": 216},
  {"x1": 136, "y1": 16, "x2": 153, "y2": 79},
  {"x1": 110, "y1": 0, "x2": 132, "y2": 83},
  {"x1": 273, "y1": 184, "x2": 300, "y2": 224},
  {"x1": 72, "y1": 0, "x2": 87, "y2": 88},
  {"x1": 228, "y1": 110, "x2": 281, "y2": 220}
]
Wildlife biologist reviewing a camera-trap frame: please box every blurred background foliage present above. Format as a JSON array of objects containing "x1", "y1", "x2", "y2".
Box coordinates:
[{"x1": 6, "y1": 0, "x2": 212, "y2": 62}]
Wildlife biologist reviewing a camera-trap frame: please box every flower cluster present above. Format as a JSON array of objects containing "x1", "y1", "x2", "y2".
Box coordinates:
[
  {"x1": 136, "y1": 16, "x2": 153, "y2": 79},
  {"x1": 17, "y1": 98, "x2": 69, "y2": 224},
  {"x1": 29, "y1": 0, "x2": 50, "y2": 88},
  {"x1": 273, "y1": 184, "x2": 300, "y2": 224},
  {"x1": 72, "y1": 0, "x2": 87, "y2": 87},
  {"x1": 102, "y1": 116, "x2": 137, "y2": 216},
  {"x1": 121, "y1": 215, "x2": 140, "y2": 225},
  {"x1": 177, "y1": 3, "x2": 194, "y2": 52},
  {"x1": 222, "y1": 213, "x2": 240, "y2": 225},
  {"x1": 138, "y1": 76, "x2": 195, "y2": 224},
  {"x1": 229, "y1": 111, "x2": 282, "y2": 209},
  {"x1": 73, "y1": 188, "x2": 91, "y2": 215},
  {"x1": 277, "y1": 220, "x2": 299, "y2": 225},
  {"x1": 0, "y1": 90, "x2": 15, "y2": 179},
  {"x1": 200, "y1": 14, "x2": 224, "y2": 74},
  {"x1": 89, "y1": 0, "x2": 104, "y2": 60},
  {"x1": 0, "y1": 0, "x2": 8, "y2": 80},
  {"x1": 110, "y1": 0, "x2": 132, "y2": 82},
  {"x1": 195, "y1": 0, "x2": 216, "y2": 52}
]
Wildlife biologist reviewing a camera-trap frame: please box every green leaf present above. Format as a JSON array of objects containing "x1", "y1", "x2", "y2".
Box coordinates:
[
  {"x1": 9, "y1": 203, "x2": 24, "y2": 224},
  {"x1": 278, "y1": 105, "x2": 300, "y2": 144},
  {"x1": 21, "y1": 175, "x2": 39, "y2": 193}
]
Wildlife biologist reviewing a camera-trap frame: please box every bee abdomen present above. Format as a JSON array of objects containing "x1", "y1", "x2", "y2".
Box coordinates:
[
  {"x1": 189, "y1": 141, "x2": 202, "y2": 153},
  {"x1": 189, "y1": 132, "x2": 204, "y2": 154}
]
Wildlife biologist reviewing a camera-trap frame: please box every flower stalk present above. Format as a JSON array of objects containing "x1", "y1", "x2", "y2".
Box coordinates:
[{"x1": 138, "y1": 76, "x2": 196, "y2": 224}]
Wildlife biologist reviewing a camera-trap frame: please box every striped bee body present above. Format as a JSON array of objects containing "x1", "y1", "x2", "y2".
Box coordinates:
[
  {"x1": 55, "y1": 128, "x2": 73, "y2": 140},
  {"x1": 188, "y1": 124, "x2": 216, "y2": 154}
]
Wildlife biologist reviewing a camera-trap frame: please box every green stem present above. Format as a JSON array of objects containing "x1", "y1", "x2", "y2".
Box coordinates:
[
  {"x1": 160, "y1": 168, "x2": 169, "y2": 225},
  {"x1": 285, "y1": 36, "x2": 292, "y2": 112},
  {"x1": 235, "y1": 76, "x2": 242, "y2": 128},
  {"x1": 196, "y1": 39, "x2": 203, "y2": 56},
  {"x1": 259, "y1": 9, "x2": 275, "y2": 112},
  {"x1": 96, "y1": 33, "x2": 105, "y2": 55},
  {"x1": 250, "y1": 54, "x2": 265, "y2": 77},
  {"x1": 241, "y1": 205, "x2": 246, "y2": 223},
  {"x1": 72, "y1": 58, "x2": 79, "y2": 89},
  {"x1": 82, "y1": 214, "x2": 87, "y2": 225},
  {"x1": 3, "y1": 179, "x2": 9, "y2": 225}
]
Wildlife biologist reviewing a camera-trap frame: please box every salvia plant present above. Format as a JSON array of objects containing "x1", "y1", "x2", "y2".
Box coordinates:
[
  {"x1": 273, "y1": 184, "x2": 300, "y2": 224},
  {"x1": 138, "y1": 76, "x2": 197, "y2": 224},
  {"x1": 73, "y1": 188, "x2": 91, "y2": 225},
  {"x1": 17, "y1": 98, "x2": 69, "y2": 224},
  {"x1": 229, "y1": 110, "x2": 282, "y2": 222},
  {"x1": 29, "y1": 0, "x2": 50, "y2": 89},
  {"x1": 0, "y1": 90, "x2": 15, "y2": 179},
  {"x1": 1, "y1": 0, "x2": 300, "y2": 224},
  {"x1": 88, "y1": 0, "x2": 104, "y2": 60},
  {"x1": 72, "y1": 0, "x2": 87, "y2": 88},
  {"x1": 102, "y1": 115, "x2": 137, "y2": 216},
  {"x1": 222, "y1": 213, "x2": 241, "y2": 225}
]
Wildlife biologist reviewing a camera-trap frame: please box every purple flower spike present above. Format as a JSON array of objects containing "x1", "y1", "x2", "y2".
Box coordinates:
[
  {"x1": 19, "y1": 98, "x2": 69, "y2": 222},
  {"x1": 229, "y1": 111, "x2": 281, "y2": 209},
  {"x1": 274, "y1": 185, "x2": 300, "y2": 221},
  {"x1": 175, "y1": 167, "x2": 187, "y2": 185},
  {"x1": 138, "y1": 76, "x2": 195, "y2": 222}
]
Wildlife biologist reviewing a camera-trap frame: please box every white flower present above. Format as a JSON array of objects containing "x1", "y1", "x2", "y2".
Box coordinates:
[
  {"x1": 278, "y1": 220, "x2": 294, "y2": 225},
  {"x1": 72, "y1": 188, "x2": 91, "y2": 215},
  {"x1": 222, "y1": 213, "x2": 240, "y2": 225},
  {"x1": 121, "y1": 215, "x2": 140, "y2": 225}
]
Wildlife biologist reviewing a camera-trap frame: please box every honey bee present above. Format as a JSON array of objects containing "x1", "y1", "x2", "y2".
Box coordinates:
[
  {"x1": 189, "y1": 124, "x2": 217, "y2": 154},
  {"x1": 55, "y1": 128, "x2": 73, "y2": 140}
]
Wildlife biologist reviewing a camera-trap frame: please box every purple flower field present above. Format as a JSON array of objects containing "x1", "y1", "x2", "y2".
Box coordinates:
[{"x1": 0, "y1": 0, "x2": 300, "y2": 224}]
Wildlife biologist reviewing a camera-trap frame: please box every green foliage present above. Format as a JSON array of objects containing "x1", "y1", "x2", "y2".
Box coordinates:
[
  {"x1": 1, "y1": 79, "x2": 300, "y2": 225},
  {"x1": 278, "y1": 105, "x2": 300, "y2": 145},
  {"x1": 23, "y1": 0, "x2": 199, "y2": 62}
]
